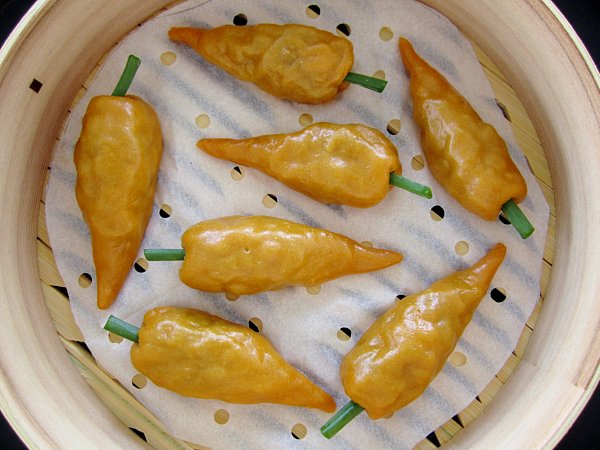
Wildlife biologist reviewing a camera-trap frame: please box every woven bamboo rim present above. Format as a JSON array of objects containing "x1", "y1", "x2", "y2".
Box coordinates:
[{"x1": 0, "y1": 1, "x2": 598, "y2": 448}]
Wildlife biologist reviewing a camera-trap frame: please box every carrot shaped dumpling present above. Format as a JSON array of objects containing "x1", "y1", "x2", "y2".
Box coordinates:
[
  {"x1": 340, "y1": 243, "x2": 506, "y2": 419},
  {"x1": 179, "y1": 215, "x2": 402, "y2": 295},
  {"x1": 399, "y1": 38, "x2": 527, "y2": 220},
  {"x1": 169, "y1": 24, "x2": 354, "y2": 104},
  {"x1": 74, "y1": 95, "x2": 163, "y2": 309},
  {"x1": 131, "y1": 306, "x2": 336, "y2": 411},
  {"x1": 198, "y1": 123, "x2": 401, "y2": 208}
]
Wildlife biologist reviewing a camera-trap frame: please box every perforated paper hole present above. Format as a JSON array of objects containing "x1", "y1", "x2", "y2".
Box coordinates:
[
  {"x1": 454, "y1": 241, "x2": 469, "y2": 256},
  {"x1": 430, "y1": 205, "x2": 445, "y2": 221},
  {"x1": 160, "y1": 51, "x2": 177, "y2": 66},
  {"x1": 78, "y1": 273, "x2": 92, "y2": 288},
  {"x1": 379, "y1": 26, "x2": 394, "y2": 41},
  {"x1": 336, "y1": 23, "x2": 351, "y2": 36},
  {"x1": 195, "y1": 114, "x2": 211, "y2": 129},
  {"x1": 490, "y1": 287, "x2": 507, "y2": 303},
  {"x1": 233, "y1": 13, "x2": 248, "y2": 26},
  {"x1": 262, "y1": 194, "x2": 278, "y2": 208},
  {"x1": 298, "y1": 113, "x2": 313, "y2": 127},
  {"x1": 291, "y1": 423, "x2": 307, "y2": 440},
  {"x1": 214, "y1": 409, "x2": 230, "y2": 425},
  {"x1": 372, "y1": 70, "x2": 386, "y2": 80},
  {"x1": 159, "y1": 204, "x2": 172, "y2": 218},
  {"x1": 134, "y1": 258, "x2": 149, "y2": 273},
  {"x1": 132, "y1": 373, "x2": 148, "y2": 389},
  {"x1": 449, "y1": 352, "x2": 467, "y2": 367},
  {"x1": 108, "y1": 332, "x2": 124, "y2": 344},
  {"x1": 498, "y1": 212, "x2": 511, "y2": 225},
  {"x1": 306, "y1": 285, "x2": 321, "y2": 295},
  {"x1": 230, "y1": 166, "x2": 245, "y2": 181},
  {"x1": 225, "y1": 292, "x2": 239, "y2": 302},
  {"x1": 411, "y1": 154, "x2": 425, "y2": 170},
  {"x1": 305, "y1": 4, "x2": 320, "y2": 18},
  {"x1": 386, "y1": 119, "x2": 401, "y2": 135},
  {"x1": 337, "y1": 327, "x2": 352, "y2": 342},
  {"x1": 248, "y1": 317, "x2": 263, "y2": 332}
]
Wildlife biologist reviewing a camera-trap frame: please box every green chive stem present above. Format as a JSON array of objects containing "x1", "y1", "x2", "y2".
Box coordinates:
[
  {"x1": 321, "y1": 400, "x2": 364, "y2": 439},
  {"x1": 389, "y1": 172, "x2": 433, "y2": 199},
  {"x1": 501, "y1": 199, "x2": 535, "y2": 239},
  {"x1": 344, "y1": 72, "x2": 387, "y2": 93},
  {"x1": 144, "y1": 249, "x2": 186, "y2": 261},
  {"x1": 104, "y1": 315, "x2": 139, "y2": 342},
  {"x1": 112, "y1": 55, "x2": 141, "y2": 96}
]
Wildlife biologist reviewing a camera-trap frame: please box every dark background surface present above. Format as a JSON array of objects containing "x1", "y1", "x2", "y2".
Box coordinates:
[{"x1": 0, "y1": 1, "x2": 598, "y2": 448}]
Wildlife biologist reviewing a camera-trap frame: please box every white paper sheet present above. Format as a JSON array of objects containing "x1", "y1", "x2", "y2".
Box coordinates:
[{"x1": 46, "y1": 1, "x2": 549, "y2": 448}]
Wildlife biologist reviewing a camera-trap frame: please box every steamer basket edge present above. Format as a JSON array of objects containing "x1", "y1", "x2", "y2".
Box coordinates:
[{"x1": 0, "y1": 0, "x2": 598, "y2": 448}]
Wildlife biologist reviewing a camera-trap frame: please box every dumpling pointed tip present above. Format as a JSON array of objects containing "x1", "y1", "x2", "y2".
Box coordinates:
[
  {"x1": 470, "y1": 242, "x2": 507, "y2": 282},
  {"x1": 354, "y1": 246, "x2": 403, "y2": 273},
  {"x1": 196, "y1": 138, "x2": 229, "y2": 156},
  {"x1": 96, "y1": 290, "x2": 115, "y2": 310},
  {"x1": 320, "y1": 396, "x2": 337, "y2": 413},
  {"x1": 490, "y1": 242, "x2": 507, "y2": 256},
  {"x1": 168, "y1": 26, "x2": 204, "y2": 45},
  {"x1": 398, "y1": 37, "x2": 420, "y2": 70},
  {"x1": 484, "y1": 243, "x2": 507, "y2": 265}
]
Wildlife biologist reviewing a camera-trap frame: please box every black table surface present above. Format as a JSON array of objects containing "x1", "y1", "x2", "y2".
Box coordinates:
[{"x1": 1, "y1": 1, "x2": 598, "y2": 448}]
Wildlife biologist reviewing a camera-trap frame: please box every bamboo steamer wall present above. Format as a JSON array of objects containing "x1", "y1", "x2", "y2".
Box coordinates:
[{"x1": 0, "y1": 0, "x2": 598, "y2": 448}]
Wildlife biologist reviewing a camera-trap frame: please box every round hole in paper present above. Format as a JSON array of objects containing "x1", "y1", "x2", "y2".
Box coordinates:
[
  {"x1": 248, "y1": 317, "x2": 263, "y2": 332},
  {"x1": 225, "y1": 292, "x2": 239, "y2": 302},
  {"x1": 298, "y1": 113, "x2": 313, "y2": 127},
  {"x1": 449, "y1": 352, "x2": 467, "y2": 367},
  {"x1": 214, "y1": 409, "x2": 230, "y2": 425},
  {"x1": 336, "y1": 23, "x2": 351, "y2": 36},
  {"x1": 306, "y1": 285, "x2": 321, "y2": 295},
  {"x1": 396, "y1": 294, "x2": 406, "y2": 301},
  {"x1": 159, "y1": 203, "x2": 172, "y2": 218},
  {"x1": 306, "y1": 4, "x2": 320, "y2": 18},
  {"x1": 160, "y1": 51, "x2": 177, "y2": 66},
  {"x1": 411, "y1": 154, "x2": 425, "y2": 170},
  {"x1": 491, "y1": 287, "x2": 507, "y2": 303},
  {"x1": 455, "y1": 241, "x2": 469, "y2": 256},
  {"x1": 262, "y1": 194, "x2": 278, "y2": 208},
  {"x1": 430, "y1": 205, "x2": 445, "y2": 221},
  {"x1": 386, "y1": 119, "x2": 401, "y2": 135},
  {"x1": 78, "y1": 272, "x2": 92, "y2": 288},
  {"x1": 498, "y1": 212, "x2": 511, "y2": 225},
  {"x1": 233, "y1": 14, "x2": 248, "y2": 26},
  {"x1": 132, "y1": 373, "x2": 147, "y2": 389},
  {"x1": 195, "y1": 114, "x2": 211, "y2": 129},
  {"x1": 134, "y1": 258, "x2": 149, "y2": 273},
  {"x1": 337, "y1": 327, "x2": 352, "y2": 342},
  {"x1": 361, "y1": 240, "x2": 373, "y2": 248},
  {"x1": 230, "y1": 166, "x2": 245, "y2": 181},
  {"x1": 379, "y1": 26, "x2": 393, "y2": 41},
  {"x1": 291, "y1": 423, "x2": 307, "y2": 440},
  {"x1": 108, "y1": 332, "x2": 124, "y2": 344},
  {"x1": 372, "y1": 70, "x2": 386, "y2": 80}
]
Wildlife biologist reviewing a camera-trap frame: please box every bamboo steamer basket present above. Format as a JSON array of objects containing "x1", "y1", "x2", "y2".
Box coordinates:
[{"x1": 0, "y1": 0, "x2": 598, "y2": 448}]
